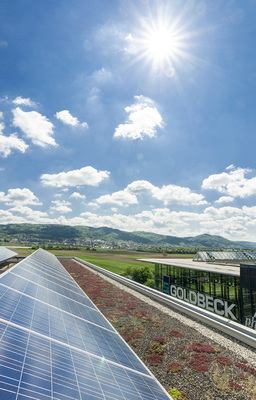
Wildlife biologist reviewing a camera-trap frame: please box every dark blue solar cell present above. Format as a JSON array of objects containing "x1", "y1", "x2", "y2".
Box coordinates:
[
  {"x1": 0, "y1": 366, "x2": 21, "y2": 381},
  {"x1": 20, "y1": 377, "x2": 52, "y2": 394},
  {"x1": 18, "y1": 388, "x2": 51, "y2": 400},
  {"x1": 0, "y1": 273, "x2": 17, "y2": 286},
  {"x1": 0, "y1": 389, "x2": 17, "y2": 400},
  {"x1": 53, "y1": 381, "x2": 81, "y2": 397},
  {"x1": 80, "y1": 393, "x2": 104, "y2": 400}
]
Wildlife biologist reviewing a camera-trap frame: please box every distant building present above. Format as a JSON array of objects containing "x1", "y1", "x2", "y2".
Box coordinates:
[{"x1": 140, "y1": 251, "x2": 256, "y2": 330}]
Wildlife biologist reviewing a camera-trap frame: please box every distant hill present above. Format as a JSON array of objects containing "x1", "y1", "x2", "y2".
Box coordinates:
[{"x1": 0, "y1": 223, "x2": 256, "y2": 250}]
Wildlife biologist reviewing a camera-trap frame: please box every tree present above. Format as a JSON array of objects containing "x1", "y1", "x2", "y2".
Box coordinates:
[{"x1": 123, "y1": 265, "x2": 154, "y2": 285}]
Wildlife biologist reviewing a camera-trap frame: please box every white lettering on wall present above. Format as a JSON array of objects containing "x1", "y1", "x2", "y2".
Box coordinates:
[
  {"x1": 168, "y1": 284, "x2": 237, "y2": 321},
  {"x1": 245, "y1": 313, "x2": 256, "y2": 330},
  {"x1": 189, "y1": 291, "x2": 197, "y2": 305},
  {"x1": 205, "y1": 296, "x2": 214, "y2": 312}
]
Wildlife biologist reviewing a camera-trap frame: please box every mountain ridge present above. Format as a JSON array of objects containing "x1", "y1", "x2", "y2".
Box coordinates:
[{"x1": 0, "y1": 223, "x2": 256, "y2": 250}]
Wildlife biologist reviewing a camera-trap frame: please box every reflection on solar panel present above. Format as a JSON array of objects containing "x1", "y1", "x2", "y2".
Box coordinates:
[
  {"x1": 0, "y1": 246, "x2": 17, "y2": 264},
  {"x1": 193, "y1": 250, "x2": 256, "y2": 262},
  {"x1": 0, "y1": 249, "x2": 171, "y2": 399},
  {"x1": 245, "y1": 251, "x2": 256, "y2": 260}
]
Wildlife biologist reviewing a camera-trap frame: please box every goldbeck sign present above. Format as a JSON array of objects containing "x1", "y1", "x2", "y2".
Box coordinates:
[{"x1": 163, "y1": 277, "x2": 237, "y2": 321}]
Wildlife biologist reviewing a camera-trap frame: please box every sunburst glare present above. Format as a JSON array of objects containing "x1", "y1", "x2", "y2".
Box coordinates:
[
  {"x1": 125, "y1": 6, "x2": 196, "y2": 78},
  {"x1": 141, "y1": 22, "x2": 184, "y2": 73}
]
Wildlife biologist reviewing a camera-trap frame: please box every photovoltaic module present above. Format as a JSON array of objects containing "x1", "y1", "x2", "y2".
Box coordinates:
[
  {"x1": 0, "y1": 248, "x2": 171, "y2": 399},
  {"x1": 0, "y1": 246, "x2": 17, "y2": 264}
]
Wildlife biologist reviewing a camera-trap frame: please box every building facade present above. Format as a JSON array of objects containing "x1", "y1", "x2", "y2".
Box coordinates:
[{"x1": 141, "y1": 251, "x2": 256, "y2": 329}]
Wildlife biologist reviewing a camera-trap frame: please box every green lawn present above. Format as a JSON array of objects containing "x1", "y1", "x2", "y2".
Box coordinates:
[
  {"x1": 10, "y1": 247, "x2": 194, "y2": 275},
  {"x1": 58, "y1": 253, "x2": 154, "y2": 275}
]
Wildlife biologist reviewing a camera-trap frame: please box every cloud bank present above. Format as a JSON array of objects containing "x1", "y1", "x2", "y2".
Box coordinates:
[{"x1": 93, "y1": 179, "x2": 206, "y2": 207}]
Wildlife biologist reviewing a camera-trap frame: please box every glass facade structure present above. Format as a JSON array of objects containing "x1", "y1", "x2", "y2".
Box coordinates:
[
  {"x1": 154, "y1": 263, "x2": 241, "y2": 321},
  {"x1": 241, "y1": 288, "x2": 256, "y2": 327},
  {"x1": 240, "y1": 263, "x2": 256, "y2": 329},
  {"x1": 151, "y1": 254, "x2": 256, "y2": 328},
  {"x1": 193, "y1": 251, "x2": 256, "y2": 262}
]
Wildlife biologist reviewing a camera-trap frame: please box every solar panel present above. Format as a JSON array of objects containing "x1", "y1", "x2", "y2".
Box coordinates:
[
  {"x1": 0, "y1": 249, "x2": 171, "y2": 399},
  {"x1": 193, "y1": 251, "x2": 210, "y2": 261},
  {"x1": 0, "y1": 246, "x2": 17, "y2": 264},
  {"x1": 245, "y1": 251, "x2": 256, "y2": 260},
  {"x1": 194, "y1": 250, "x2": 256, "y2": 262}
]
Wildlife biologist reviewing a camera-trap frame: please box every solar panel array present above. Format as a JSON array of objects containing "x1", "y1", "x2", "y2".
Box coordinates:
[
  {"x1": 0, "y1": 246, "x2": 17, "y2": 264},
  {"x1": 193, "y1": 250, "x2": 256, "y2": 262},
  {"x1": 0, "y1": 249, "x2": 171, "y2": 400}
]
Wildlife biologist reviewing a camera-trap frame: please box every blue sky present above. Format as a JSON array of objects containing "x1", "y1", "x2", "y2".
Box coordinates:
[{"x1": 0, "y1": 0, "x2": 256, "y2": 242}]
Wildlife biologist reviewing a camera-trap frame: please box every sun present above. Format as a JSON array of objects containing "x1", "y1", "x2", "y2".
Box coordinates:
[
  {"x1": 126, "y1": 9, "x2": 191, "y2": 77},
  {"x1": 141, "y1": 16, "x2": 188, "y2": 76},
  {"x1": 143, "y1": 24, "x2": 181, "y2": 69},
  {"x1": 148, "y1": 28, "x2": 174, "y2": 59}
]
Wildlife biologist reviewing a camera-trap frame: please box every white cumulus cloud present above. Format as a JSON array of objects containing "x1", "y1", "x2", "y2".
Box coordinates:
[
  {"x1": 95, "y1": 189, "x2": 138, "y2": 207},
  {"x1": 55, "y1": 110, "x2": 88, "y2": 128},
  {"x1": 215, "y1": 196, "x2": 234, "y2": 204},
  {"x1": 51, "y1": 200, "x2": 72, "y2": 213},
  {"x1": 126, "y1": 179, "x2": 206, "y2": 206},
  {"x1": 0, "y1": 188, "x2": 41, "y2": 206},
  {"x1": 153, "y1": 184, "x2": 207, "y2": 206},
  {"x1": 0, "y1": 122, "x2": 28, "y2": 157},
  {"x1": 70, "y1": 192, "x2": 86, "y2": 199},
  {"x1": 126, "y1": 180, "x2": 156, "y2": 195},
  {"x1": 41, "y1": 166, "x2": 110, "y2": 187},
  {"x1": 114, "y1": 95, "x2": 162, "y2": 140},
  {"x1": 12, "y1": 107, "x2": 57, "y2": 147},
  {"x1": 202, "y1": 166, "x2": 256, "y2": 198},
  {"x1": 93, "y1": 179, "x2": 207, "y2": 208},
  {"x1": 13, "y1": 96, "x2": 36, "y2": 107},
  {"x1": 9, "y1": 205, "x2": 48, "y2": 217}
]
